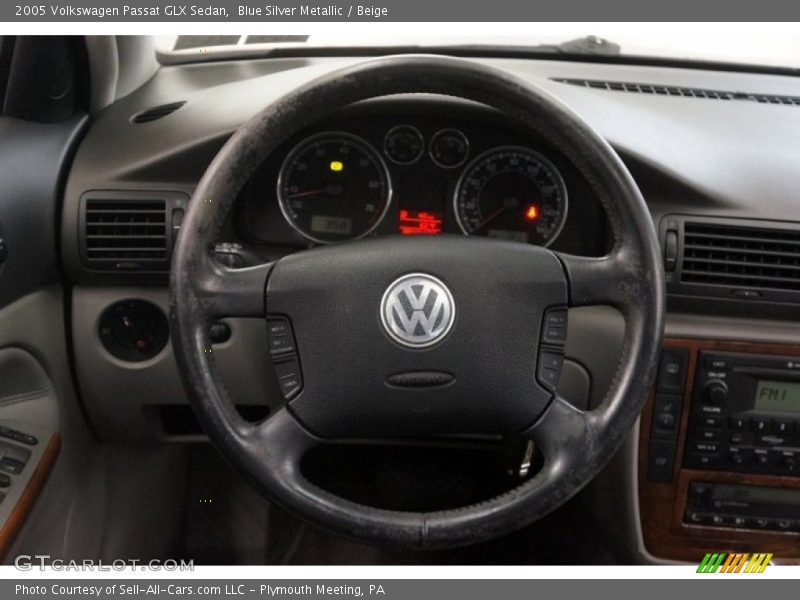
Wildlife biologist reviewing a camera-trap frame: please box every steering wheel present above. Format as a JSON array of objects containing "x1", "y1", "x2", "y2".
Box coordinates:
[{"x1": 170, "y1": 55, "x2": 664, "y2": 549}]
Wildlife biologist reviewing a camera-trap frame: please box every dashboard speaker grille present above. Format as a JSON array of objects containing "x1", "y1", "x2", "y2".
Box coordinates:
[
  {"x1": 83, "y1": 198, "x2": 169, "y2": 270},
  {"x1": 680, "y1": 221, "x2": 800, "y2": 292}
]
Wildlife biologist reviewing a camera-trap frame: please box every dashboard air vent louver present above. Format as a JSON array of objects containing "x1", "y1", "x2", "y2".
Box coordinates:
[
  {"x1": 131, "y1": 101, "x2": 186, "y2": 124},
  {"x1": 83, "y1": 198, "x2": 169, "y2": 271},
  {"x1": 662, "y1": 216, "x2": 800, "y2": 305},
  {"x1": 553, "y1": 78, "x2": 800, "y2": 107},
  {"x1": 681, "y1": 222, "x2": 800, "y2": 291}
]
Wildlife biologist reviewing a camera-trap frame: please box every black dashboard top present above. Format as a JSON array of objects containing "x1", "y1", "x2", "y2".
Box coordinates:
[{"x1": 60, "y1": 54, "x2": 800, "y2": 318}]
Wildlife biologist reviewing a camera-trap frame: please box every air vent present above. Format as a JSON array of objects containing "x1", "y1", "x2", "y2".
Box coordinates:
[
  {"x1": 663, "y1": 216, "x2": 800, "y2": 304},
  {"x1": 682, "y1": 222, "x2": 800, "y2": 291},
  {"x1": 131, "y1": 101, "x2": 186, "y2": 124},
  {"x1": 553, "y1": 78, "x2": 800, "y2": 107},
  {"x1": 83, "y1": 197, "x2": 169, "y2": 271}
]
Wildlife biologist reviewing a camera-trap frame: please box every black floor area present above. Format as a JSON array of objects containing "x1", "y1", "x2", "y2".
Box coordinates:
[{"x1": 179, "y1": 444, "x2": 620, "y2": 565}]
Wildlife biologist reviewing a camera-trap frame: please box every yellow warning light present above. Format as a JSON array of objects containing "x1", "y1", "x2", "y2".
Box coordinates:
[{"x1": 330, "y1": 161, "x2": 344, "y2": 172}]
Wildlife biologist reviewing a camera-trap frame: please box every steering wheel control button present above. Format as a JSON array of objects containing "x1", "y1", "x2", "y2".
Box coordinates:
[
  {"x1": 537, "y1": 353, "x2": 563, "y2": 391},
  {"x1": 380, "y1": 273, "x2": 455, "y2": 348},
  {"x1": 657, "y1": 349, "x2": 687, "y2": 393},
  {"x1": 0, "y1": 426, "x2": 38, "y2": 446},
  {"x1": 541, "y1": 309, "x2": 568, "y2": 346},
  {"x1": 536, "y1": 309, "x2": 568, "y2": 392},
  {"x1": 273, "y1": 358, "x2": 302, "y2": 400},
  {"x1": 267, "y1": 318, "x2": 296, "y2": 356},
  {"x1": 266, "y1": 317, "x2": 303, "y2": 399}
]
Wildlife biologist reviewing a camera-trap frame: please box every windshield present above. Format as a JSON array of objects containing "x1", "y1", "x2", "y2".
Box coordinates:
[{"x1": 156, "y1": 27, "x2": 800, "y2": 70}]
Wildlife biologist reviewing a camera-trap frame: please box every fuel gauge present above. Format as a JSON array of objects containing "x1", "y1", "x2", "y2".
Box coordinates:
[{"x1": 384, "y1": 125, "x2": 424, "y2": 165}]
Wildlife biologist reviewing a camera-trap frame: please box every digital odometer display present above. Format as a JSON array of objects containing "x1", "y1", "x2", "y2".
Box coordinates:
[
  {"x1": 277, "y1": 132, "x2": 392, "y2": 244},
  {"x1": 755, "y1": 380, "x2": 800, "y2": 413},
  {"x1": 454, "y1": 147, "x2": 568, "y2": 247}
]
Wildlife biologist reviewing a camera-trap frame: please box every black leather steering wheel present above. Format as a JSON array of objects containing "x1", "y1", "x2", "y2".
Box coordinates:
[{"x1": 170, "y1": 55, "x2": 665, "y2": 549}]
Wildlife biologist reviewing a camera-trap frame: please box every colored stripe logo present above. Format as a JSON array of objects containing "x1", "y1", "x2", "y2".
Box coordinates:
[{"x1": 697, "y1": 552, "x2": 773, "y2": 573}]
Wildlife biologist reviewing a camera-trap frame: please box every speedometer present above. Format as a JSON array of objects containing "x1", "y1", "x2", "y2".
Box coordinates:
[
  {"x1": 454, "y1": 147, "x2": 568, "y2": 246},
  {"x1": 277, "y1": 132, "x2": 392, "y2": 244}
]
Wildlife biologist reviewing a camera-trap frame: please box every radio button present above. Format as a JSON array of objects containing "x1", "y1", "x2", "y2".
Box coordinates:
[
  {"x1": 696, "y1": 429, "x2": 721, "y2": 442},
  {"x1": 731, "y1": 516, "x2": 750, "y2": 528},
  {"x1": 752, "y1": 419, "x2": 772, "y2": 433},
  {"x1": 730, "y1": 417, "x2": 750, "y2": 430},
  {"x1": 754, "y1": 450, "x2": 771, "y2": 466},
  {"x1": 758, "y1": 434, "x2": 785, "y2": 446},
  {"x1": 729, "y1": 431, "x2": 752, "y2": 444},
  {"x1": 784, "y1": 456, "x2": 798, "y2": 474},
  {"x1": 685, "y1": 510, "x2": 709, "y2": 525},
  {"x1": 774, "y1": 420, "x2": 792, "y2": 434},
  {"x1": 693, "y1": 442, "x2": 720, "y2": 453},
  {"x1": 703, "y1": 355, "x2": 729, "y2": 370},
  {"x1": 728, "y1": 447, "x2": 752, "y2": 465},
  {"x1": 710, "y1": 514, "x2": 727, "y2": 526},
  {"x1": 699, "y1": 415, "x2": 723, "y2": 429},
  {"x1": 753, "y1": 517, "x2": 773, "y2": 530},
  {"x1": 775, "y1": 518, "x2": 795, "y2": 532},
  {"x1": 694, "y1": 454, "x2": 721, "y2": 468}
]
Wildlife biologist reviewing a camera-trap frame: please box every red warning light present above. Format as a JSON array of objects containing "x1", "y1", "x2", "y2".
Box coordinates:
[
  {"x1": 398, "y1": 209, "x2": 443, "y2": 235},
  {"x1": 524, "y1": 204, "x2": 540, "y2": 221}
]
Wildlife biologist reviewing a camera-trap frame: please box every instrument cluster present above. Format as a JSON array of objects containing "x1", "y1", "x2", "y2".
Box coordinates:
[{"x1": 239, "y1": 112, "x2": 606, "y2": 256}]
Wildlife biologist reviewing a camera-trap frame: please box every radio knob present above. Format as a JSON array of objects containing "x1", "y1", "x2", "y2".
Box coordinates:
[{"x1": 704, "y1": 380, "x2": 728, "y2": 404}]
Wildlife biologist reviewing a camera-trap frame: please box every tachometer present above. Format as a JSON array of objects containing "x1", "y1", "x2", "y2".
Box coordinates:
[
  {"x1": 277, "y1": 132, "x2": 392, "y2": 244},
  {"x1": 454, "y1": 147, "x2": 568, "y2": 246}
]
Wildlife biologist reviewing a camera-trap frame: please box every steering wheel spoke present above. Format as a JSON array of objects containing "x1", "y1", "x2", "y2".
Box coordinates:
[
  {"x1": 195, "y1": 256, "x2": 274, "y2": 319},
  {"x1": 244, "y1": 407, "x2": 319, "y2": 472},
  {"x1": 556, "y1": 249, "x2": 641, "y2": 309},
  {"x1": 526, "y1": 395, "x2": 597, "y2": 473}
]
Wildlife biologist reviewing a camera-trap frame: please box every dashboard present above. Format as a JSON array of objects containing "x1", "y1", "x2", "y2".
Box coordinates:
[
  {"x1": 233, "y1": 102, "x2": 607, "y2": 257},
  {"x1": 57, "y1": 53, "x2": 800, "y2": 564}
]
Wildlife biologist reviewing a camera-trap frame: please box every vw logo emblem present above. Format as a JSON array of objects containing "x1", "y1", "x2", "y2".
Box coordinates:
[{"x1": 380, "y1": 273, "x2": 455, "y2": 348}]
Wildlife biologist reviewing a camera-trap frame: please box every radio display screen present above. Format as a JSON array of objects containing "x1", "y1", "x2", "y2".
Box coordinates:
[{"x1": 754, "y1": 380, "x2": 800, "y2": 413}]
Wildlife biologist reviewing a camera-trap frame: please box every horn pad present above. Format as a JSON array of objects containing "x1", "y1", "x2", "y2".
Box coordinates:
[{"x1": 265, "y1": 235, "x2": 568, "y2": 439}]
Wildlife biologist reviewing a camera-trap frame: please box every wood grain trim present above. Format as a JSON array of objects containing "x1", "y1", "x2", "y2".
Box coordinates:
[
  {"x1": 639, "y1": 339, "x2": 800, "y2": 563},
  {"x1": 0, "y1": 433, "x2": 60, "y2": 560}
]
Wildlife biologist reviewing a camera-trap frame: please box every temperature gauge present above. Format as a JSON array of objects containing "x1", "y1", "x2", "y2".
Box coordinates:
[{"x1": 429, "y1": 128, "x2": 469, "y2": 169}]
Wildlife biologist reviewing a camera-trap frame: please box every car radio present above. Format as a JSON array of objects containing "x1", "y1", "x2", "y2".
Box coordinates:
[
  {"x1": 685, "y1": 481, "x2": 800, "y2": 532},
  {"x1": 684, "y1": 351, "x2": 800, "y2": 477}
]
